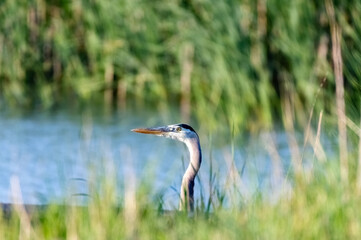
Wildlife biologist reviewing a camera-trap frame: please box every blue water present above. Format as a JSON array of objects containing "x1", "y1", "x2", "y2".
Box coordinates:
[{"x1": 0, "y1": 109, "x2": 333, "y2": 208}]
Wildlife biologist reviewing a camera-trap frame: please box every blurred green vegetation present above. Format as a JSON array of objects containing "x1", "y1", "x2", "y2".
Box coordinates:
[{"x1": 0, "y1": 0, "x2": 360, "y2": 130}]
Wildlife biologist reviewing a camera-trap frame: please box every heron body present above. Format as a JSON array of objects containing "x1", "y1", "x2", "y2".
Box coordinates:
[{"x1": 132, "y1": 123, "x2": 202, "y2": 212}]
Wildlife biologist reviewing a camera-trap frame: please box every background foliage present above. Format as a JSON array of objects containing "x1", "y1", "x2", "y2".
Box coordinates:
[{"x1": 0, "y1": 0, "x2": 360, "y2": 131}]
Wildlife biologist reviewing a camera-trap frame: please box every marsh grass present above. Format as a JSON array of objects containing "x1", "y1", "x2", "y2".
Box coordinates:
[{"x1": 1, "y1": 162, "x2": 361, "y2": 239}]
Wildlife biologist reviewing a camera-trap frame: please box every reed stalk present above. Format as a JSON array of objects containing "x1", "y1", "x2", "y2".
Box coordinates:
[{"x1": 325, "y1": 0, "x2": 348, "y2": 184}]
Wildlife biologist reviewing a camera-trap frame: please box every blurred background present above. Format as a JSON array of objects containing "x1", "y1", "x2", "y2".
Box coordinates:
[
  {"x1": 0, "y1": 0, "x2": 359, "y2": 131},
  {"x1": 0, "y1": 0, "x2": 360, "y2": 205}
]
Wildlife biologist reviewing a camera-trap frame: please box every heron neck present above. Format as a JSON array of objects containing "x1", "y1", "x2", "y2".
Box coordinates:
[{"x1": 180, "y1": 136, "x2": 202, "y2": 211}]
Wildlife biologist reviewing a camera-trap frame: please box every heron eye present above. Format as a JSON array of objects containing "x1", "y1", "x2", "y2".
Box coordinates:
[{"x1": 176, "y1": 126, "x2": 182, "y2": 132}]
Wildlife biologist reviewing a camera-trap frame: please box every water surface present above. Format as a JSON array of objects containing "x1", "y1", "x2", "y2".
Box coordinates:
[{"x1": 0, "y1": 109, "x2": 333, "y2": 209}]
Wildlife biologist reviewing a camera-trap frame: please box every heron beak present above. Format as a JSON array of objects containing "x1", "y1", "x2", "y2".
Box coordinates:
[{"x1": 131, "y1": 126, "x2": 169, "y2": 135}]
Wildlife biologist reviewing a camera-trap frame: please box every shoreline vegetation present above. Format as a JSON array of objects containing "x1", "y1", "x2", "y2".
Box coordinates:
[{"x1": 0, "y1": 0, "x2": 361, "y2": 239}]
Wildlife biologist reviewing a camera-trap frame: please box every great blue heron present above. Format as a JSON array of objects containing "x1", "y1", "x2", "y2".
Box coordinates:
[{"x1": 131, "y1": 123, "x2": 201, "y2": 212}]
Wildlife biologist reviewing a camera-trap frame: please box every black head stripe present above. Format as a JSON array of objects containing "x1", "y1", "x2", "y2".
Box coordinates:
[{"x1": 177, "y1": 123, "x2": 197, "y2": 133}]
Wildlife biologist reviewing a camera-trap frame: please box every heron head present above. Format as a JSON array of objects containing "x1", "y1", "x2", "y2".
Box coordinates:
[{"x1": 131, "y1": 123, "x2": 198, "y2": 143}]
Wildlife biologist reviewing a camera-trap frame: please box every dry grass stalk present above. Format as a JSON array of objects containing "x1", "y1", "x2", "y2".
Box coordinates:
[
  {"x1": 66, "y1": 205, "x2": 79, "y2": 240},
  {"x1": 257, "y1": 0, "x2": 267, "y2": 38},
  {"x1": 122, "y1": 147, "x2": 137, "y2": 238},
  {"x1": 303, "y1": 112, "x2": 327, "y2": 163},
  {"x1": 117, "y1": 80, "x2": 127, "y2": 109},
  {"x1": 263, "y1": 132, "x2": 283, "y2": 180},
  {"x1": 303, "y1": 78, "x2": 326, "y2": 150},
  {"x1": 104, "y1": 62, "x2": 114, "y2": 105},
  {"x1": 350, "y1": 111, "x2": 361, "y2": 191},
  {"x1": 283, "y1": 95, "x2": 302, "y2": 177},
  {"x1": 325, "y1": 0, "x2": 348, "y2": 184},
  {"x1": 303, "y1": 78, "x2": 327, "y2": 165},
  {"x1": 223, "y1": 150, "x2": 249, "y2": 201},
  {"x1": 345, "y1": 117, "x2": 361, "y2": 137},
  {"x1": 263, "y1": 132, "x2": 292, "y2": 200},
  {"x1": 10, "y1": 176, "x2": 34, "y2": 240},
  {"x1": 314, "y1": 110, "x2": 326, "y2": 162},
  {"x1": 357, "y1": 112, "x2": 361, "y2": 192}
]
